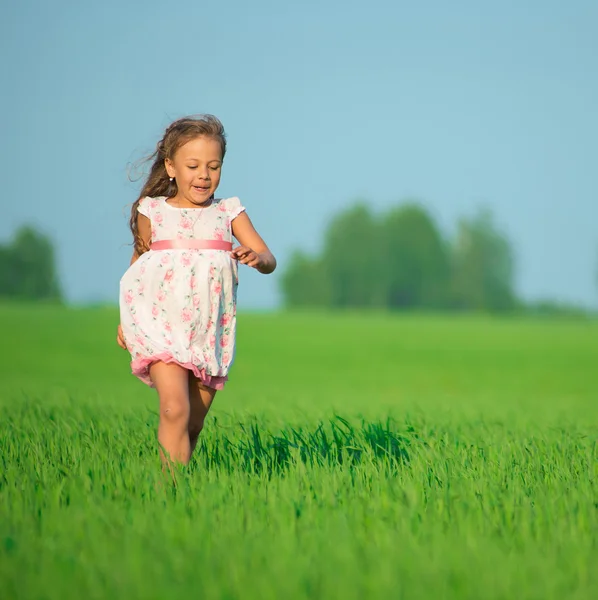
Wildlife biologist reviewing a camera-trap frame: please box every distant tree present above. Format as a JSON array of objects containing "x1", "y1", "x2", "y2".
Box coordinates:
[
  {"x1": 450, "y1": 208, "x2": 516, "y2": 312},
  {"x1": 322, "y1": 203, "x2": 386, "y2": 308},
  {"x1": 380, "y1": 203, "x2": 450, "y2": 309},
  {"x1": 280, "y1": 199, "x2": 521, "y2": 313},
  {"x1": 0, "y1": 245, "x2": 17, "y2": 297},
  {"x1": 280, "y1": 251, "x2": 332, "y2": 308},
  {"x1": 0, "y1": 225, "x2": 63, "y2": 302},
  {"x1": 525, "y1": 299, "x2": 590, "y2": 319}
]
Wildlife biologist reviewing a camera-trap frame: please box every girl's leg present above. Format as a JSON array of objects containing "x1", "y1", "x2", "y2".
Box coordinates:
[
  {"x1": 149, "y1": 361, "x2": 192, "y2": 465},
  {"x1": 188, "y1": 376, "x2": 217, "y2": 455}
]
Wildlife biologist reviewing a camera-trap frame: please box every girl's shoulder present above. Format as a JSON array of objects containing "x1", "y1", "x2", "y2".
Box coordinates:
[
  {"x1": 213, "y1": 196, "x2": 246, "y2": 220},
  {"x1": 137, "y1": 196, "x2": 167, "y2": 217},
  {"x1": 137, "y1": 196, "x2": 246, "y2": 219}
]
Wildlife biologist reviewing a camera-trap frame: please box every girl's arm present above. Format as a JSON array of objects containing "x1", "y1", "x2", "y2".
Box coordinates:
[
  {"x1": 129, "y1": 214, "x2": 152, "y2": 266},
  {"x1": 231, "y1": 213, "x2": 276, "y2": 275}
]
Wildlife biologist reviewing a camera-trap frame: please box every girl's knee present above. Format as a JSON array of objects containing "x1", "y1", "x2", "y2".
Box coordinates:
[{"x1": 160, "y1": 396, "x2": 189, "y2": 424}]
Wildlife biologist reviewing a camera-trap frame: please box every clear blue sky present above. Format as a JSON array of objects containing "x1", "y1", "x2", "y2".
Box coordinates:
[{"x1": 2, "y1": 0, "x2": 597, "y2": 309}]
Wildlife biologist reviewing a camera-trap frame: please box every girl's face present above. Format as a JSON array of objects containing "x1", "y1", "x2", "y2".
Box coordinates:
[{"x1": 165, "y1": 136, "x2": 223, "y2": 205}]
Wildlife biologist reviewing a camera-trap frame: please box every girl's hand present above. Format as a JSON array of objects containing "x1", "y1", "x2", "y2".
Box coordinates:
[
  {"x1": 117, "y1": 324, "x2": 127, "y2": 350},
  {"x1": 230, "y1": 212, "x2": 277, "y2": 275},
  {"x1": 231, "y1": 246, "x2": 263, "y2": 270}
]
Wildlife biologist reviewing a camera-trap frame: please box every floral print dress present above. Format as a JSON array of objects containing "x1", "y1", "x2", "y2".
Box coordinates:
[{"x1": 119, "y1": 195, "x2": 245, "y2": 390}]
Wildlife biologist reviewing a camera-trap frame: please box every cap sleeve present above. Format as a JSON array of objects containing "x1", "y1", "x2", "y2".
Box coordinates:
[
  {"x1": 137, "y1": 196, "x2": 152, "y2": 218},
  {"x1": 227, "y1": 196, "x2": 246, "y2": 221}
]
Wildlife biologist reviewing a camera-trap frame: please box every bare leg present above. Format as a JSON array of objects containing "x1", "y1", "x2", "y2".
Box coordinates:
[
  {"x1": 149, "y1": 362, "x2": 192, "y2": 465},
  {"x1": 188, "y1": 376, "x2": 217, "y2": 456}
]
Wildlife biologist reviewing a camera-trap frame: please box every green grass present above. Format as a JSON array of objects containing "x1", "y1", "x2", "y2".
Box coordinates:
[{"x1": 1, "y1": 304, "x2": 597, "y2": 599}]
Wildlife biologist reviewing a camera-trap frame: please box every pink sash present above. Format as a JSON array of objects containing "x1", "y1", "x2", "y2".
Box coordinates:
[{"x1": 150, "y1": 239, "x2": 233, "y2": 252}]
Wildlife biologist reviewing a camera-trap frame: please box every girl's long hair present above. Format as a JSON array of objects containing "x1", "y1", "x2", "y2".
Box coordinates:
[{"x1": 129, "y1": 114, "x2": 227, "y2": 256}]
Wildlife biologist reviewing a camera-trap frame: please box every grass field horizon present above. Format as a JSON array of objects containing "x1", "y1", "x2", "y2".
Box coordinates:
[{"x1": 1, "y1": 305, "x2": 597, "y2": 599}]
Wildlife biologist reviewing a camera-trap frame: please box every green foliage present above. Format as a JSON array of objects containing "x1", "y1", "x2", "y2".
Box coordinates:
[
  {"x1": 280, "y1": 251, "x2": 332, "y2": 307},
  {"x1": 280, "y1": 200, "x2": 517, "y2": 313},
  {"x1": 323, "y1": 204, "x2": 385, "y2": 307},
  {"x1": 0, "y1": 225, "x2": 62, "y2": 302},
  {"x1": 524, "y1": 299, "x2": 592, "y2": 319},
  {"x1": 381, "y1": 203, "x2": 450, "y2": 309},
  {"x1": 450, "y1": 207, "x2": 516, "y2": 312}
]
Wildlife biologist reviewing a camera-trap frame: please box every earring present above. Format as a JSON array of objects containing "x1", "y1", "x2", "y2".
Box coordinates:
[{"x1": 169, "y1": 177, "x2": 174, "y2": 182}]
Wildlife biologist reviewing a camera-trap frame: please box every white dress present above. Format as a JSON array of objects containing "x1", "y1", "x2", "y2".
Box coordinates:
[{"x1": 119, "y1": 195, "x2": 245, "y2": 390}]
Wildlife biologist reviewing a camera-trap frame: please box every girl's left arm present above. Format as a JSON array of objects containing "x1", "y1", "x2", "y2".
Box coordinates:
[{"x1": 231, "y1": 213, "x2": 277, "y2": 274}]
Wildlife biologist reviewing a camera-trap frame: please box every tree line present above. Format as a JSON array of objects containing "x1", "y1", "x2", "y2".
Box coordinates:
[
  {"x1": 281, "y1": 201, "x2": 530, "y2": 312},
  {"x1": 0, "y1": 205, "x2": 593, "y2": 316},
  {"x1": 0, "y1": 226, "x2": 62, "y2": 302}
]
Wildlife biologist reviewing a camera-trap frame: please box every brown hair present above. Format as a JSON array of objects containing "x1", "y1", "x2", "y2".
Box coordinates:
[{"x1": 129, "y1": 114, "x2": 227, "y2": 255}]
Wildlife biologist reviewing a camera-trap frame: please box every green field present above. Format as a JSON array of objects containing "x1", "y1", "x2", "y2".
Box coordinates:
[{"x1": 1, "y1": 305, "x2": 597, "y2": 599}]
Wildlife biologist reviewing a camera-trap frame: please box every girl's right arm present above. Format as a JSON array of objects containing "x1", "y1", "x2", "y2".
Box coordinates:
[
  {"x1": 117, "y1": 213, "x2": 151, "y2": 350},
  {"x1": 129, "y1": 213, "x2": 152, "y2": 266}
]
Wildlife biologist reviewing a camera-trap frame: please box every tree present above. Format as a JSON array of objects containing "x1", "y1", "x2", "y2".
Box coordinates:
[
  {"x1": 279, "y1": 199, "x2": 520, "y2": 313},
  {"x1": 280, "y1": 251, "x2": 331, "y2": 308},
  {"x1": 0, "y1": 226, "x2": 63, "y2": 302},
  {"x1": 321, "y1": 203, "x2": 386, "y2": 308},
  {"x1": 380, "y1": 203, "x2": 450, "y2": 309},
  {"x1": 450, "y1": 207, "x2": 516, "y2": 312},
  {"x1": 0, "y1": 245, "x2": 18, "y2": 298}
]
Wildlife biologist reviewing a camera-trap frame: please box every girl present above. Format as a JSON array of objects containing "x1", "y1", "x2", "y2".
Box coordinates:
[{"x1": 117, "y1": 115, "x2": 276, "y2": 465}]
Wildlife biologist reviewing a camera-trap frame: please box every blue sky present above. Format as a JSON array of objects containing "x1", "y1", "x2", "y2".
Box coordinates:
[{"x1": 2, "y1": 0, "x2": 597, "y2": 309}]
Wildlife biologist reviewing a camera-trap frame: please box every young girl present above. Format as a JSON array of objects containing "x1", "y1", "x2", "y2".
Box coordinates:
[{"x1": 117, "y1": 114, "x2": 276, "y2": 465}]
